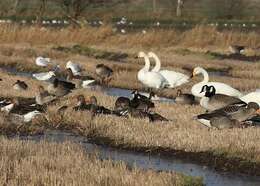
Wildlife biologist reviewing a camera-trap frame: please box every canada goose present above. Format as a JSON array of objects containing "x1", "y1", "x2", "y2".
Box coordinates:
[
  {"x1": 175, "y1": 89, "x2": 195, "y2": 105},
  {"x1": 148, "y1": 52, "x2": 189, "y2": 88},
  {"x1": 13, "y1": 80, "x2": 28, "y2": 90},
  {"x1": 35, "y1": 85, "x2": 57, "y2": 105},
  {"x1": 137, "y1": 52, "x2": 169, "y2": 89},
  {"x1": 196, "y1": 102, "x2": 259, "y2": 127},
  {"x1": 95, "y1": 64, "x2": 113, "y2": 84},
  {"x1": 229, "y1": 45, "x2": 245, "y2": 54},
  {"x1": 66, "y1": 68, "x2": 96, "y2": 88},
  {"x1": 200, "y1": 85, "x2": 245, "y2": 111},
  {"x1": 191, "y1": 67, "x2": 243, "y2": 98},
  {"x1": 47, "y1": 78, "x2": 75, "y2": 97}
]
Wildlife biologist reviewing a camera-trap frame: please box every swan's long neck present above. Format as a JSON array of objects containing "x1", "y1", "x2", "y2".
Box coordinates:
[
  {"x1": 141, "y1": 55, "x2": 150, "y2": 72},
  {"x1": 151, "y1": 54, "x2": 161, "y2": 72},
  {"x1": 200, "y1": 69, "x2": 209, "y2": 83}
]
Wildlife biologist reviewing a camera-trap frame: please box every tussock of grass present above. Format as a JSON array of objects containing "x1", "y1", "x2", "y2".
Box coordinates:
[{"x1": 0, "y1": 137, "x2": 203, "y2": 186}]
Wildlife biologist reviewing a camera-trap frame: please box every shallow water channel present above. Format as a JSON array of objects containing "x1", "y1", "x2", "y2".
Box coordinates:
[{"x1": 13, "y1": 130, "x2": 260, "y2": 186}]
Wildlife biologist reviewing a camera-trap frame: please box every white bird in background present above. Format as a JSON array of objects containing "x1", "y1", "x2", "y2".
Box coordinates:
[
  {"x1": 148, "y1": 52, "x2": 189, "y2": 88},
  {"x1": 36, "y1": 57, "x2": 51, "y2": 67},
  {"x1": 66, "y1": 61, "x2": 82, "y2": 76}
]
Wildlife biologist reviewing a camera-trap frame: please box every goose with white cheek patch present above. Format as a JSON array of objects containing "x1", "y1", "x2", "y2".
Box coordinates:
[{"x1": 199, "y1": 85, "x2": 245, "y2": 112}]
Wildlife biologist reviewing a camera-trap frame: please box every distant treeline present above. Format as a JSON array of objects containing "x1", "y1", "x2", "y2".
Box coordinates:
[{"x1": 0, "y1": 0, "x2": 259, "y2": 21}]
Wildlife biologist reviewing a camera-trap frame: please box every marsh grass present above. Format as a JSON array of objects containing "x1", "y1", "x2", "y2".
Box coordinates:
[
  {"x1": 0, "y1": 24, "x2": 259, "y2": 50},
  {"x1": 0, "y1": 137, "x2": 203, "y2": 186}
]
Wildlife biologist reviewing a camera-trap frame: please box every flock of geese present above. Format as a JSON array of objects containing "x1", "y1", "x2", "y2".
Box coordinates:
[{"x1": 1, "y1": 52, "x2": 260, "y2": 129}]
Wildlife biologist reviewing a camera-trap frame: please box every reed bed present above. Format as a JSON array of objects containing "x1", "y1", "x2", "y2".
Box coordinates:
[{"x1": 0, "y1": 137, "x2": 203, "y2": 186}]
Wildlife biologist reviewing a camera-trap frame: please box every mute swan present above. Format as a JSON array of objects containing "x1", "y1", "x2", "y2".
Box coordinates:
[
  {"x1": 66, "y1": 61, "x2": 82, "y2": 76},
  {"x1": 137, "y1": 52, "x2": 169, "y2": 89},
  {"x1": 240, "y1": 92, "x2": 260, "y2": 106},
  {"x1": 191, "y1": 67, "x2": 243, "y2": 98},
  {"x1": 36, "y1": 57, "x2": 51, "y2": 67},
  {"x1": 148, "y1": 52, "x2": 189, "y2": 88},
  {"x1": 33, "y1": 71, "x2": 56, "y2": 81}
]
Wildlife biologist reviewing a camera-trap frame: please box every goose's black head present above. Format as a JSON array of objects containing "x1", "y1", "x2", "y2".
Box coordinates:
[
  {"x1": 205, "y1": 86, "x2": 216, "y2": 97},
  {"x1": 200, "y1": 85, "x2": 216, "y2": 97},
  {"x1": 200, "y1": 85, "x2": 209, "y2": 93}
]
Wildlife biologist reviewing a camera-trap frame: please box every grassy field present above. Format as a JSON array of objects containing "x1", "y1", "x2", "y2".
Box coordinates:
[
  {"x1": 0, "y1": 25, "x2": 260, "y2": 177},
  {"x1": 0, "y1": 137, "x2": 203, "y2": 185}
]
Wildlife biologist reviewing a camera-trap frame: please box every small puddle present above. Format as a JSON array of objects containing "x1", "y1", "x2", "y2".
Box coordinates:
[{"x1": 13, "y1": 130, "x2": 260, "y2": 186}]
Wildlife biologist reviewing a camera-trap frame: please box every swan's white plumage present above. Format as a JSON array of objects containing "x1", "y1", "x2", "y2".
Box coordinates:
[
  {"x1": 240, "y1": 92, "x2": 260, "y2": 106},
  {"x1": 148, "y1": 52, "x2": 189, "y2": 88},
  {"x1": 33, "y1": 71, "x2": 56, "y2": 81},
  {"x1": 66, "y1": 61, "x2": 82, "y2": 76},
  {"x1": 137, "y1": 52, "x2": 169, "y2": 89},
  {"x1": 36, "y1": 57, "x2": 51, "y2": 67},
  {"x1": 191, "y1": 67, "x2": 243, "y2": 98}
]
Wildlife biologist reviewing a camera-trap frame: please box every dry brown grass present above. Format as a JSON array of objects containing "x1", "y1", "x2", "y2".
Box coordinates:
[
  {"x1": 0, "y1": 24, "x2": 259, "y2": 50},
  {"x1": 0, "y1": 137, "x2": 202, "y2": 186}
]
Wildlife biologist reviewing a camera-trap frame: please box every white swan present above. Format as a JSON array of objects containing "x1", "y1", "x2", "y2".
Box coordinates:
[
  {"x1": 66, "y1": 61, "x2": 82, "y2": 76},
  {"x1": 148, "y1": 52, "x2": 189, "y2": 88},
  {"x1": 240, "y1": 92, "x2": 260, "y2": 106},
  {"x1": 191, "y1": 67, "x2": 243, "y2": 98},
  {"x1": 36, "y1": 57, "x2": 51, "y2": 67},
  {"x1": 33, "y1": 71, "x2": 56, "y2": 81},
  {"x1": 137, "y1": 52, "x2": 169, "y2": 89}
]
